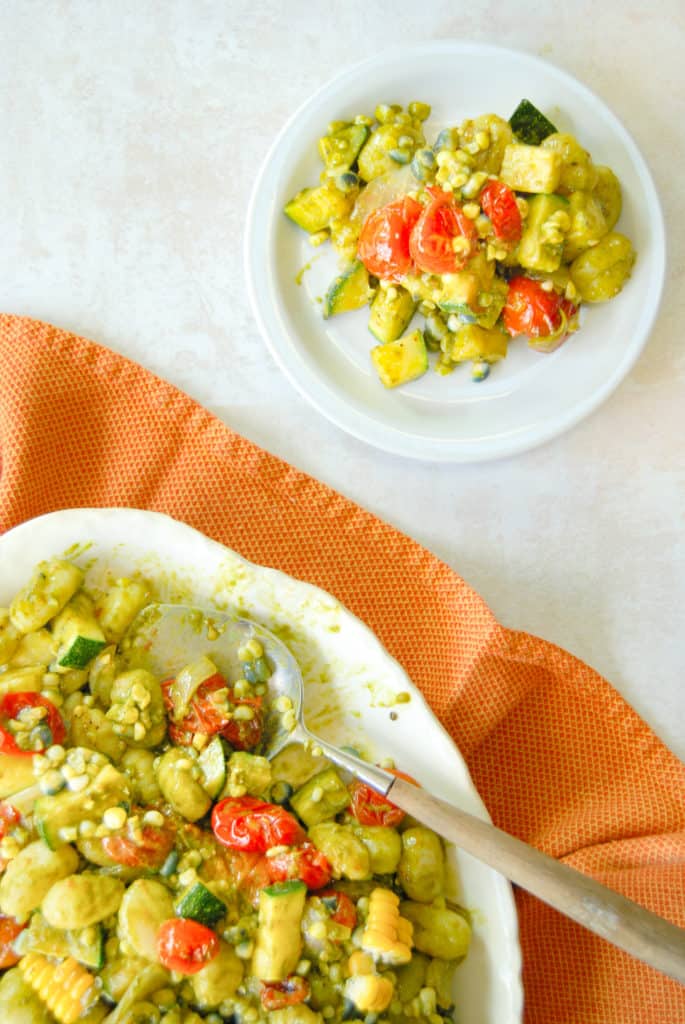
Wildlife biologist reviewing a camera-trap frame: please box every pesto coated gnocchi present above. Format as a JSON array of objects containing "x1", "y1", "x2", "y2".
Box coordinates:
[
  {"x1": 0, "y1": 558, "x2": 472, "y2": 1024},
  {"x1": 284, "y1": 97, "x2": 637, "y2": 388}
]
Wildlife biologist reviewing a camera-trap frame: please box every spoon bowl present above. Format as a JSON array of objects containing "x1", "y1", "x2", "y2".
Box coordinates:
[{"x1": 123, "y1": 603, "x2": 392, "y2": 791}]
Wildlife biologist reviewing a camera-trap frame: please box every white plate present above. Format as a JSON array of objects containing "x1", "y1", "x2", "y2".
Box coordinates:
[
  {"x1": 245, "y1": 41, "x2": 665, "y2": 462},
  {"x1": 0, "y1": 508, "x2": 522, "y2": 1022}
]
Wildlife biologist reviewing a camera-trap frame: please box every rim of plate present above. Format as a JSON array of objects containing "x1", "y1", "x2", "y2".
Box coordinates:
[{"x1": 244, "y1": 40, "x2": 666, "y2": 463}]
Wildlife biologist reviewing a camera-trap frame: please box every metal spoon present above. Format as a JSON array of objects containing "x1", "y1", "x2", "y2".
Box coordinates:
[{"x1": 123, "y1": 603, "x2": 685, "y2": 985}]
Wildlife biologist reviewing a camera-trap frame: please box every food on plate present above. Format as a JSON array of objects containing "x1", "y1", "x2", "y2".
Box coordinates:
[
  {"x1": 284, "y1": 98, "x2": 636, "y2": 388},
  {"x1": 0, "y1": 558, "x2": 472, "y2": 1023}
]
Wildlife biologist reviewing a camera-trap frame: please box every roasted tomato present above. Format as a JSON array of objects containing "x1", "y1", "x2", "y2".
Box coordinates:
[
  {"x1": 503, "y1": 275, "x2": 568, "y2": 338},
  {"x1": 319, "y1": 889, "x2": 357, "y2": 929},
  {"x1": 349, "y1": 768, "x2": 418, "y2": 828},
  {"x1": 102, "y1": 816, "x2": 175, "y2": 869},
  {"x1": 0, "y1": 915, "x2": 24, "y2": 968},
  {"x1": 156, "y1": 918, "x2": 219, "y2": 974},
  {"x1": 358, "y1": 196, "x2": 422, "y2": 280},
  {"x1": 479, "y1": 179, "x2": 522, "y2": 242},
  {"x1": 212, "y1": 796, "x2": 305, "y2": 853},
  {"x1": 408, "y1": 186, "x2": 478, "y2": 274},
  {"x1": 162, "y1": 674, "x2": 263, "y2": 750},
  {"x1": 267, "y1": 842, "x2": 332, "y2": 890},
  {"x1": 0, "y1": 693, "x2": 66, "y2": 755},
  {"x1": 260, "y1": 976, "x2": 310, "y2": 1011}
]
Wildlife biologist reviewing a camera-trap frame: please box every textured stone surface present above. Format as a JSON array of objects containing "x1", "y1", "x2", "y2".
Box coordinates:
[{"x1": 0, "y1": 0, "x2": 683, "y2": 762}]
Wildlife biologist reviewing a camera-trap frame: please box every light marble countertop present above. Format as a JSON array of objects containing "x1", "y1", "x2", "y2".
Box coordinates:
[{"x1": 1, "y1": 1, "x2": 683, "y2": 761}]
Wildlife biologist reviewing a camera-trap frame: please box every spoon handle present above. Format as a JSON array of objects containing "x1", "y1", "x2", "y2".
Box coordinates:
[{"x1": 389, "y1": 778, "x2": 685, "y2": 985}]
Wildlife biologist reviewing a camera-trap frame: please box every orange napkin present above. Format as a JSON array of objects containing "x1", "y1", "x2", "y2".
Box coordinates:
[{"x1": 1, "y1": 313, "x2": 683, "y2": 1023}]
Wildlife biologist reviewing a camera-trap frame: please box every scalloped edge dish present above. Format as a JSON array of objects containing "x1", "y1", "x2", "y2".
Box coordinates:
[{"x1": 0, "y1": 508, "x2": 522, "y2": 1022}]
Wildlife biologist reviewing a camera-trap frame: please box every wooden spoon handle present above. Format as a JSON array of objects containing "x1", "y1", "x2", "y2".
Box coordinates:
[{"x1": 389, "y1": 778, "x2": 685, "y2": 985}]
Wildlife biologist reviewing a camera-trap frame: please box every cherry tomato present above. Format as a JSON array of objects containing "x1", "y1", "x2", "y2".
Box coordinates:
[
  {"x1": 0, "y1": 915, "x2": 24, "y2": 968},
  {"x1": 408, "y1": 186, "x2": 478, "y2": 274},
  {"x1": 212, "y1": 796, "x2": 304, "y2": 853},
  {"x1": 479, "y1": 180, "x2": 522, "y2": 242},
  {"x1": 349, "y1": 768, "x2": 418, "y2": 828},
  {"x1": 163, "y1": 674, "x2": 263, "y2": 751},
  {"x1": 0, "y1": 693, "x2": 66, "y2": 755},
  {"x1": 267, "y1": 842, "x2": 332, "y2": 890},
  {"x1": 260, "y1": 976, "x2": 310, "y2": 1011},
  {"x1": 319, "y1": 889, "x2": 357, "y2": 929},
  {"x1": 102, "y1": 819, "x2": 175, "y2": 869},
  {"x1": 502, "y1": 276, "x2": 566, "y2": 338},
  {"x1": 156, "y1": 918, "x2": 220, "y2": 974},
  {"x1": 358, "y1": 196, "x2": 422, "y2": 280}
]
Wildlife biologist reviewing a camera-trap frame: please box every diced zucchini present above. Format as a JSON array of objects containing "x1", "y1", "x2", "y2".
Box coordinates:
[
  {"x1": 518, "y1": 193, "x2": 570, "y2": 273},
  {"x1": 198, "y1": 736, "x2": 227, "y2": 799},
  {"x1": 222, "y1": 751, "x2": 272, "y2": 799},
  {"x1": 52, "y1": 594, "x2": 106, "y2": 670},
  {"x1": 449, "y1": 324, "x2": 508, "y2": 365},
  {"x1": 370, "y1": 329, "x2": 428, "y2": 388},
  {"x1": 34, "y1": 763, "x2": 130, "y2": 850},
  {"x1": 290, "y1": 767, "x2": 351, "y2": 827},
  {"x1": 176, "y1": 882, "x2": 226, "y2": 927},
  {"x1": 318, "y1": 124, "x2": 369, "y2": 172},
  {"x1": 500, "y1": 143, "x2": 562, "y2": 194},
  {"x1": 324, "y1": 260, "x2": 372, "y2": 319},
  {"x1": 509, "y1": 99, "x2": 558, "y2": 145},
  {"x1": 9, "y1": 559, "x2": 83, "y2": 634},
  {"x1": 284, "y1": 184, "x2": 354, "y2": 234},
  {"x1": 252, "y1": 880, "x2": 307, "y2": 982},
  {"x1": 13, "y1": 913, "x2": 105, "y2": 969},
  {"x1": 368, "y1": 286, "x2": 416, "y2": 343},
  {"x1": 435, "y1": 272, "x2": 480, "y2": 314}
]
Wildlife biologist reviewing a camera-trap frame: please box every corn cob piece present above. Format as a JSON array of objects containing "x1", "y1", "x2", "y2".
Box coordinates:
[
  {"x1": 361, "y1": 887, "x2": 413, "y2": 965},
  {"x1": 19, "y1": 953, "x2": 100, "y2": 1024}
]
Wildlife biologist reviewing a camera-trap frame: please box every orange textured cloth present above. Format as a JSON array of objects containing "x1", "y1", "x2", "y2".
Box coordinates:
[{"x1": 1, "y1": 313, "x2": 684, "y2": 1022}]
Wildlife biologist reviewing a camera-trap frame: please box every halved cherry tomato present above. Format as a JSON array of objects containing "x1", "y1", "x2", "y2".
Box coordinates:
[
  {"x1": 0, "y1": 915, "x2": 24, "y2": 968},
  {"x1": 319, "y1": 889, "x2": 357, "y2": 929},
  {"x1": 349, "y1": 768, "x2": 418, "y2": 828},
  {"x1": 267, "y1": 842, "x2": 332, "y2": 890},
  {"x1": 358, "y1": 196, "x2": 422, "y2": 280},
  {"x1": 479, "y1": 180, "x2": 522, "y2": 242},
  {"x1": 260, "y1": 976, "x2": 310, "y2": 1011},
  {"x1": 408, "y1": 186, "x2": 478, "y2": 274},
  {"x1": 156, "y1": 918, "x2": 219, "y2": 974},
  {"x1": 502, "y1": 276, "x2": 566, "y2": 338},
  {"x1": 212, "y1": 796, "x2": 304, "y2": 853},
  {"x1": 102, "y1": 818, "x2": 175, "y2": 869},
  {"x1": 0, "y1": 693, "x2": 65, "y2": 755},
  {"x1": 162, "y1": 674, "x2": 263, "y2": 751}
]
